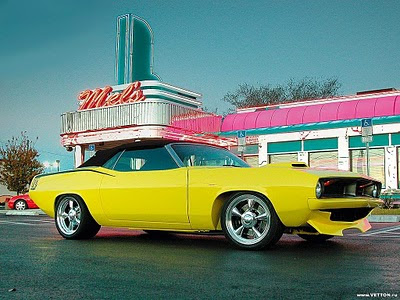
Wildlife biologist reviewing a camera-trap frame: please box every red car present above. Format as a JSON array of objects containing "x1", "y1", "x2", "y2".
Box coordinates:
[{"x1": 7, "y1": 194, "x2": 39, "y2": 210}]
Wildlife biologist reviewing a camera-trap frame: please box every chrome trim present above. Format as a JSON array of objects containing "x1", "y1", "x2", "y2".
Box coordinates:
[
  {"x1": 56, "y1": 197, "x2": 81, "y2": 236},
  {"x1": 61, "y1": 101, "x2": 204, "y2": 134},
  {"x1": 110, "y1": 150, "x2": 126, "y2": 170},
  {"x1": 165, "y1": 144, "x2": 185, "y2": 168},
  {"x1": 225, "y1": 195, "x2": 271, "y2": 246}
]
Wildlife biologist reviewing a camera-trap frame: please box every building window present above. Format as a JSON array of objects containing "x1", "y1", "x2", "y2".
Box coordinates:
[
  {"x1": 244, "y1": 155, "x2": 259, "y2": 167},
  {"x1": 351, "y1": 148, "x2": 385, "y2": 186},
  {"x1": 397, "y1": 147, "x2": 400, "y2": 188},
  {"x1": 269, "y1": 153, "x2": 298, "y2": 164},
  {"x1": 309, "y1": 151, "x2": 338, "y2": 169}
]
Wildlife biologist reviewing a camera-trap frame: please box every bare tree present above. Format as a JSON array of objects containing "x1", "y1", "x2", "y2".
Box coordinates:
[
  {"x1": 0, "y1": 133, "x2": 44, "y2": 194},
  {"x1": 223, "y1": 77, "x2": 342, "y2": 109}
]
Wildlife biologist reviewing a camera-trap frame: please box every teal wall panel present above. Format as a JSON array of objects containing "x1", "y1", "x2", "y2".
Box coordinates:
[
  {"x1": 392, "y1": 133, "x2": 400, "y2": 146},
  {"x1": 268, "y1": 141, "x2": 301, "y2": 154},
  {"x1": 349, "y1": 134, "x2": 389, "y2": 148},
  {"x1": 304, "y1": 138, "x2": 338, "y2": 151}
]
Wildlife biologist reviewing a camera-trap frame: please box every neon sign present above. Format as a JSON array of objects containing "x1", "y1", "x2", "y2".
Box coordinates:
[{"x1": 78, "y1": 82, "x2": 145, "y2": 110}]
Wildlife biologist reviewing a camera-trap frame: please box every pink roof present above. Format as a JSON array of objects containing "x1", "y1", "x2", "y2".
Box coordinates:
[
  {"x1": 221, "y1": 94, "x2": 400, "y2": 132},
  {"x1": 171, "y1": 115, "x2": 222, "y2": 133}
]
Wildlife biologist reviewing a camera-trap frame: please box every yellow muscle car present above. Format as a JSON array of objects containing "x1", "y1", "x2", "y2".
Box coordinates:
[{"x1": 29, "y1": 140, "x2": 382, "y2": 250}]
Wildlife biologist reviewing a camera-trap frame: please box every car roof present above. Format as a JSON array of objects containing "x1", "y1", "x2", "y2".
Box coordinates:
[{"x1": 79, "y1": 139, "x2": 222, "y2": 168}]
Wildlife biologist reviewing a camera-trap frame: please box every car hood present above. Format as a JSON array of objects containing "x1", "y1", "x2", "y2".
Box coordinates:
[{"x1": 262, "y1": 162, "x2": 380, "y2": 182}]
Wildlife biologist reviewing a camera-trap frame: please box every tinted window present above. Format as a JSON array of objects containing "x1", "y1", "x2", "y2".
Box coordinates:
[
  {"x1": 172, "y1": 144, "x2": 249, "y2": 167},
  {"x1": 112, "y1": 147, "x2": 177, "y2": 172},
  {"x1": 79, "y1": 148, "x2": 120, "y2": 168},
  {"x1": 103, "y1": 151, "x2": 123, "y2": 170}
]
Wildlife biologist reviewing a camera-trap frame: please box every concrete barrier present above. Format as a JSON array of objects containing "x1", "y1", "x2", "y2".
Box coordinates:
[{"x1": 368, "y1": 215, "x2": 400, "y2": 223}]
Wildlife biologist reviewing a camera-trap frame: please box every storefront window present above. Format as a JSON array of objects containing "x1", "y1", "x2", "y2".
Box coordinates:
[
  {"x1": 309, "y1": 151, "x2": 338, "y2": 169},
  {"x1": 244, "y1": 156, "x2": 259, "y2": 167},
  {"x1": 269, "y1": 153, "x2": 298, "y2": 164},
  {"x1": 351, "y1": 148, "x2": 385, "y2": 186},
  {"x1": 398, "y1": 147, "x2": 400, "y2": 188}
]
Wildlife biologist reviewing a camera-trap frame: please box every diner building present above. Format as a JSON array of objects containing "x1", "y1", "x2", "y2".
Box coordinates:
[
  {"x1": 59, "y1": 14, "x2": 400, "y2": 191},
  {"x1": 217, "y1": 89, "x2": 400, "y2": 189}
]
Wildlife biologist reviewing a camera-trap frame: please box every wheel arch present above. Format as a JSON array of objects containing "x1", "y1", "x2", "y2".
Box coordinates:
[
  {"x1": 211, "y1": 190, "x2": 281, "y2": 229},
  {"x1": 54, "y1": 192, "x2": 103, "y2": 222},
  {"x1": 54, "y1": 193, "x2": 89, "y2": 215}
]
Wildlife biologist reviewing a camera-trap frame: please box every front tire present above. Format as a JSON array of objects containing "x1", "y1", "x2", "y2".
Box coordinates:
[
  {"x1": 55, "y1": 195, "x2": 101, "y2": 239},
  {"x1": 221, "y1": 193, "x2": 284, "y2": 250},
  {"x1": 14, "y1": 200, "x2": 27, "y2": 210}
]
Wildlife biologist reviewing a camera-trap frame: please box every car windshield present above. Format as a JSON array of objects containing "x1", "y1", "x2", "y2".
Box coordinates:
[{"x1": 171, "y1": 144, "x2": 249, "y2": 168}]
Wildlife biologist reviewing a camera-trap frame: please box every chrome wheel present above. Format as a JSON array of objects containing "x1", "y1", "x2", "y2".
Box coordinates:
[
  {"x1": 224, "y1": 195, "x2": 271, "y2": 246},
  {"x1": 15, "y1": 200, "x2": 27, "y2": 210},
  {"x1": 56, "y1": 197, "x2": 82, "y2": 236}
]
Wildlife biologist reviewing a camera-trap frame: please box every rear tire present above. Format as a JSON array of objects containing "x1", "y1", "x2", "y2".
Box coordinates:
[
  {"x1": 221, "y1": 193, "x2": 284, "y2": 250},
  {"x1": 14, "y1": 200, "x2": 27, "y2": 210},
  {"x1": 55, "y1": 195, "x2": 100, "y2": 239},
  {"x1": 298, "y1": 234, "x2": 334, "y2": 242}
]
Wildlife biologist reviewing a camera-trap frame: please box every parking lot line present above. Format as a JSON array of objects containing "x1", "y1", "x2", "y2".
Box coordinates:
[
  {"x1": 362, "y1": 225, "x2": 400, "y2": 236},
  {"x1": 23, "y1": 219, "x2": 53, "y2": 223},
  {"x1": 364, "y1": 235, "x2": 400, "y2": 238},
  {"x1": 0, "y1": 220, "x2": 41, "y2": 226}
]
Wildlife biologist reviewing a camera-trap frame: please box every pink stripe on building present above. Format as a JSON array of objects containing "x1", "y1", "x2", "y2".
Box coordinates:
[{"x1": 221, "y1": 93, "x2": 400, "y2": 132}]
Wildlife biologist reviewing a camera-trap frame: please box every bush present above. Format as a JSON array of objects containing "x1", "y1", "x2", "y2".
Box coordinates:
[{"x1": 380, "y1": 189, "x2": 400, "y2": 209}]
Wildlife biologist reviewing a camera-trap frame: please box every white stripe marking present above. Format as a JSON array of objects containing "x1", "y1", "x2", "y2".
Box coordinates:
[
  {"x1": 363, "y1": 226, "x2": 400, "y2": 236},
  {"x1": 363, "y1": 235, "x2": 400, "y2": 238},
  {"x1": 0, "y1": 220, "x2": 39, "y2": 226},
  {"x1": 24, "y1": 219, "x2": 53, "y2": 223}
]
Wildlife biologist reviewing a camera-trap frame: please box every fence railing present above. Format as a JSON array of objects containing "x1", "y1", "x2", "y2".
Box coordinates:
[{"x1": 60, "y1": 101, "x2": 214, "y2": 134}]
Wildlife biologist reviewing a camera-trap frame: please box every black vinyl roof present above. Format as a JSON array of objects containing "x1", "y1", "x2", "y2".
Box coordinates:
[
  {"x1": 79, "y1": 140, "x2": 176, "y2": 168},
  {"x1": 79, "y1": 139, "x2": 220, "y2": 168}
]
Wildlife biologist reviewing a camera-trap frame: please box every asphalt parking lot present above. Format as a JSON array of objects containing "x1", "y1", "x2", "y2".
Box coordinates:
[{"x1": 0, "y1": 214, "x2": 399, "y2": 300}]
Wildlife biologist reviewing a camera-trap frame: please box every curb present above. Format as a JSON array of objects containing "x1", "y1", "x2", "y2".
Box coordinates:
[
  {"x1": 0, "y1": 209, "x2": 46, "y2": 216},
  {"x1": 368, "y1": 215, "x2": 400, "y2": 223},
  {"x1": 0, "y1": 209, "x2": 399, "y2": 222}
]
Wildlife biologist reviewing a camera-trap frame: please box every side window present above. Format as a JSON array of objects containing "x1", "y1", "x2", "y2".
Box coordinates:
[
  {"x1": 172, "y1": 144, "x2": 249, "y2": 167},
  {"x1": 113, "y1": 147, "x2": 178, "y2": 172},
  {"x1": 103, "y1": 151, "x2": 123, "y2": 170}
]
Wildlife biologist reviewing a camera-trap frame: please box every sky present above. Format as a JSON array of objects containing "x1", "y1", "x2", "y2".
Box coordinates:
[{"x1": 0, "y1": 0, "x2": 399, "y2": 170}]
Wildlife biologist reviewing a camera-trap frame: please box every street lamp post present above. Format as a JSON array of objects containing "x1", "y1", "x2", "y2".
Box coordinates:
[
  {"x1": 43, "y1": 161, "x2": 50, "y2": 173},
  {"x1": 54, "y1": 160, "x2": 61, "y2": 172},
  {"x1": 43, "y1": 160, "x2": 60, "y2": 173}
]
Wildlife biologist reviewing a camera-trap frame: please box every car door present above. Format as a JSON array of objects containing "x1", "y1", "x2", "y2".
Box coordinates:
[{"x1": 99, "y1": 146, "x2": 189, "y2": 225}]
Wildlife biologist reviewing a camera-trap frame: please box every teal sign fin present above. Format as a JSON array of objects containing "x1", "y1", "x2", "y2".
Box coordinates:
[{"x1": 116, "y1": 14, "x2": 161, "y2": 84}]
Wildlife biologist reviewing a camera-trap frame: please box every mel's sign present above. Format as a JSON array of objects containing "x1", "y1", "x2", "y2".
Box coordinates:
[
  {"x1": 77, "y1": 14, "x2": 159, "y2": 111},
  {"x1": 78, "y1": 82, "x2": 145, "y2": 110}
]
